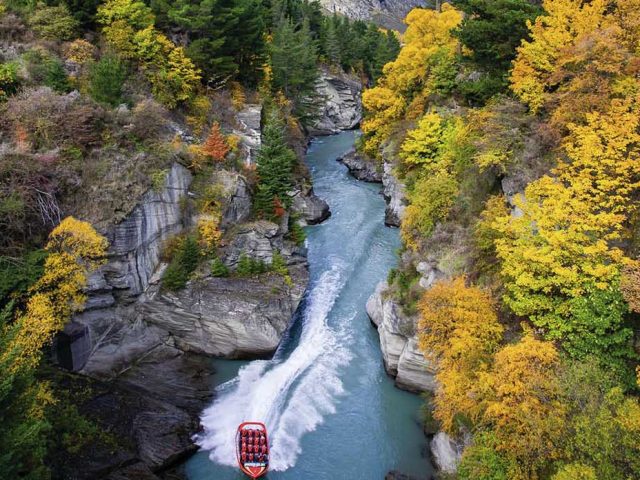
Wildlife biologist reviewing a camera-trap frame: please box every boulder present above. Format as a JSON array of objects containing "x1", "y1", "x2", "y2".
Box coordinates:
[
  {"x1": 290, "y1": 186, "x2": 331, "y2": 225},
  {"x1": 223, "y1": 221, "x2": 282, "y2": 267},
  {"x1": 416, "y1": 261, "x2": 444, "y2": 290},
  {"x1": 382, "y1": 162, "x2": 407, "y2": 227},
  {"x1": 217, "y1": 171, "x2": 252, "y2": 228},
  {"x1": 308, "y1": 69, "x2": 362, "y2": 135},
  {"x1": 337, "y1": 149, "x2": 382, "y2": 183},
  {"x1": 365, "y1": 281, "x2": 386, "y2": 327}
]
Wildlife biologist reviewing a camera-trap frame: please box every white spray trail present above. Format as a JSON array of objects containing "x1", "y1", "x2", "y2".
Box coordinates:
[{"x1": 196, "y1": 261, "x2": 353, "y2": 471}]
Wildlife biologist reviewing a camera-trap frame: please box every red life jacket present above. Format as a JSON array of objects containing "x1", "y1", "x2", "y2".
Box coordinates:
[
  {"x1": 241, "y1": 443, "x2": 247, "y2": 452},
  {"x1": 249, "y1": 453, "x2": 254, "y2": 462},
  {"x1": 261, "y1": 445, "x2": 267, "y2": 454},
  {"x1": 260, "y1": 436, "x2": 265, "y2": 445},
  {"x1": 241, "y1": 452, "x2": 247, "y2": 462}
]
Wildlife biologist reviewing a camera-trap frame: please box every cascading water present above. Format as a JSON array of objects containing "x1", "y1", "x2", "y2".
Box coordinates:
[{"x1": 185, "y1": 131, "x2": 433, "y2": 479}]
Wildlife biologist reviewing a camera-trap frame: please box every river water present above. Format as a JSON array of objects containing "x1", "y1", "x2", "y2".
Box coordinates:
[{"x1": 184, "y1": 131, "x2": 433, "y2": 479}]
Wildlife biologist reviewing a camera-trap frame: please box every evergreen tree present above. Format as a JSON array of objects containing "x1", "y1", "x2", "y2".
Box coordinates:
[
  {"x1": 253, "y1": 110, "x2": 297, "y2": 218},
  {"x1": 270, "y1": 16, "x2": 318, "y2": 117},
  {"x1": 166, "y1": 0, "x2": 266, "y2": 86},
  {"x1": 323, "y1": 15, "x2": 340, "y2": 65},
  {"x1": 210, "y1": 257, "x2": 229, "y2": 277},
  {"x1": 88, "y1": 55, "x2": 127, "y2": 106},
  {"x1": 453, "y1": 0, "x2": 542, "y2": 74}
]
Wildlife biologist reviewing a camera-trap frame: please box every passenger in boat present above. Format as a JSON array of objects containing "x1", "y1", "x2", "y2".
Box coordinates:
[
  {"x1": 260, "y1": 444, "x2": 267, "y2": 455},
  {"x1": 248, "y1": 453, "x2": 254, "y2": 462},
  {"x1": 241, "y1": 451, "x2": 247, "y2": 463},
  {"x1": 259, "y1": 435, "x2": 265, "y2": 445}
]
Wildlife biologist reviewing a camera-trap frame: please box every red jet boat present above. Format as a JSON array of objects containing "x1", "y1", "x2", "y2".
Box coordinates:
[{"x1": 236, "y1": 422, "x2": 269, "y2": 479}]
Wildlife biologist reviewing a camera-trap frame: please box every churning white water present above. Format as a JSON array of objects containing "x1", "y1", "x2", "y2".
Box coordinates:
[{"x1": 196, "y1": 263, "x2": 352, "y2": 471}]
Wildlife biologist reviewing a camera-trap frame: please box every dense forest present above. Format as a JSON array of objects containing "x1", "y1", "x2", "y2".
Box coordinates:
[
  {"x1": 0, "y1": 0, "x2": 398, "y2": 476},
  {"x1": 361, "y1": 0, "x2": 640, "y2": 478}
]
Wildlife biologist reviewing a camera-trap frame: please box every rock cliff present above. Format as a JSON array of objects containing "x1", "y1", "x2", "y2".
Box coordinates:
[
  {"x1": 382, "y1": 161, "x2": 407, "y2": 227},
  {"x1": 318, "y1": 0, "x2": 428, "y2": 30},
  {"x1": 366, "y1": 282, "x2": 436, "y2": 393},
  {"x1": 308, "y1": 69, "x2": 363, "y2": 136}
]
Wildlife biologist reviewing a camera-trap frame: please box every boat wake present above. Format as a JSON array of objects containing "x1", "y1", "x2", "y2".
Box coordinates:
[{"x1": 196, "y1": 262, "x2": 353, "y2": 471}]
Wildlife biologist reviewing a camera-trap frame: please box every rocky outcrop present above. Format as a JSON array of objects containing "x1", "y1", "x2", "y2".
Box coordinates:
[
  {"x1": 104, "y1": 162, "x2": 192, "y2": 300},
  {"x1": 291, "y1": 184, "x2": 331, "y2": 225},
  {"x1": 337, "y1": 149, "x2": 382, "y2": 182},
  {"x1": 233, "y1": 103, "x2": 262, "y2": 165},
  {"x1": 430, "y1": 432, "x2": 467, "y2": 474},
  {"x1": 308, "y1": 69, "x2": 362, "y2": 136},
  {"x1": 382, "y1": 162, "x2": 407, "y2": 227},
  {"x1": 317, "y1": 0, "x2": 426, "y2": 30},
  {"x1": 366, "y1": 281, "x2": 436, "y2": 393},
  {"x1": 218, "y1": 171, "x2": 252, "y2": 228}
]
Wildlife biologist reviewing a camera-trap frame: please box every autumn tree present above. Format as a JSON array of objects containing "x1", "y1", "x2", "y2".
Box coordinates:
[
  {"x1": 97, "y1": 0, "x2": 200, "y2": 108},
  {"x1": 482, "y1": 335, "x2": 566, "y2": 479},
  {"x1": 360, "y1": 3, "x2": 462, "y2": 156},
  {"x1": 0, "y1": 217, "x2": 107, "y2": 478},
  {"x1": 201, "y1": 122, "x2": 230, "y2": 162},
  {"x1": 418, "y1": 277, "x2": 503, "y2": 432},
  {"x1": 493, "y1": 98, "x2": 639, "y2": 374}
]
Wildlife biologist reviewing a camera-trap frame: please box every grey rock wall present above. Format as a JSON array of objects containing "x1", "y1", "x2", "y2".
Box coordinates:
[{"x1": 308, "y1": 69, "x2": 363, "y2": 136}]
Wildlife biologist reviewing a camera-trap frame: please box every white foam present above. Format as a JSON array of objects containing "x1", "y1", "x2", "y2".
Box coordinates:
[{"x1": 196, "y1": 264, "x2": 352, "y2": 471}]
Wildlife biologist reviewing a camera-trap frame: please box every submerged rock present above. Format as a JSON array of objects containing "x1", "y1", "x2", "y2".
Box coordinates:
[{"x1": 337, "y1": 149, "x2": 382, "y2": 183}]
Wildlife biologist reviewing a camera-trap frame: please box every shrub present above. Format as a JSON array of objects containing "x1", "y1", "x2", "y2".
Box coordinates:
[
  {"x1": 23, "y1": 49, "x2": 70, "y2": 93},
  {"x1": 0, "y1": 61, "x2": 19, "y2": 101},
  {"x1": 88, "y1": 55, "x2": 127, "y2": 106},
  {"x1": 28, "y1": 2, "x2": 78, "y2": 40},
  {"x1": 210, "y1": 257, "x2": 228, "y2": 277},
  {"x1": 162, "y1": 236, "x2": 200, "y2": 290},
  {"x1": 63, "y1": 39, "x2": 96, "y2": 64},
  {"x1": 287, "y1": 216, "x2": 306, "y2": 246},
  {"x1": 131, "y1": 99, "x2": 168, "y2": 140}
]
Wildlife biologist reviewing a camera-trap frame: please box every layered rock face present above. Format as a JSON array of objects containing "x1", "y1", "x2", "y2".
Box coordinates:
[
  {"x1": 366, "y1": 282, "x2": 436, "y2": 393},
  {"x1": 308, "y1": 69, "x2": 363, "y2": 136},
  {"x1": 382, "y1": 161, "x2": 407, "y2": 227},
  {"x1": 318, "y1": 0, "x2": 428, "y2": 29}
]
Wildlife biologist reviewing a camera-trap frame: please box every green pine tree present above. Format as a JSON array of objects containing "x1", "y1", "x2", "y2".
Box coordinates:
[
  {"x1": 210, "y1": 257, "x2": 229, "y2": 277},
  {"x1": 253, "y1": 110, "x2": 297, "y2": 218},
  {"x1": 88, "y1": 55, "x2": 127, "y2": 106}
]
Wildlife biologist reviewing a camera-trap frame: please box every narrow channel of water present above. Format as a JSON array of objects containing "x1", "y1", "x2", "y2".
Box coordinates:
[{"x1": 184, "y1": 131, "x2": 433, "y2": 479}]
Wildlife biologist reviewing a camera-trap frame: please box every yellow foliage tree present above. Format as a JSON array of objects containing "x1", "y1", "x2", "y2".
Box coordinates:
[
  {"x1": 482, "y1": 335, "x2": 566, "y2": 479},
  {"x1": 5, "y1": 217, "x2": 108, "y2": 370},
  {"x1": 510, "y1": 0, "x2": 640, "y2": 132},
  {"x1": 97, "y1": 0, "x2": 200, "y2": 108},
  {"x1": 418, "y1": 277, "x2": 503, "y2": 432},
  {"x1": 360, "y1": 3, "x2": 462, "y2": 157},
  {"x1": 400, "y1": 112, "x2": 445, "y2": 168}
]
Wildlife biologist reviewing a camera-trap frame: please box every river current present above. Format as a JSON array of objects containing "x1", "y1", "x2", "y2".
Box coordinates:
[{"x1": 184, "y1": 131, "x2": 433, "y2": 479}]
